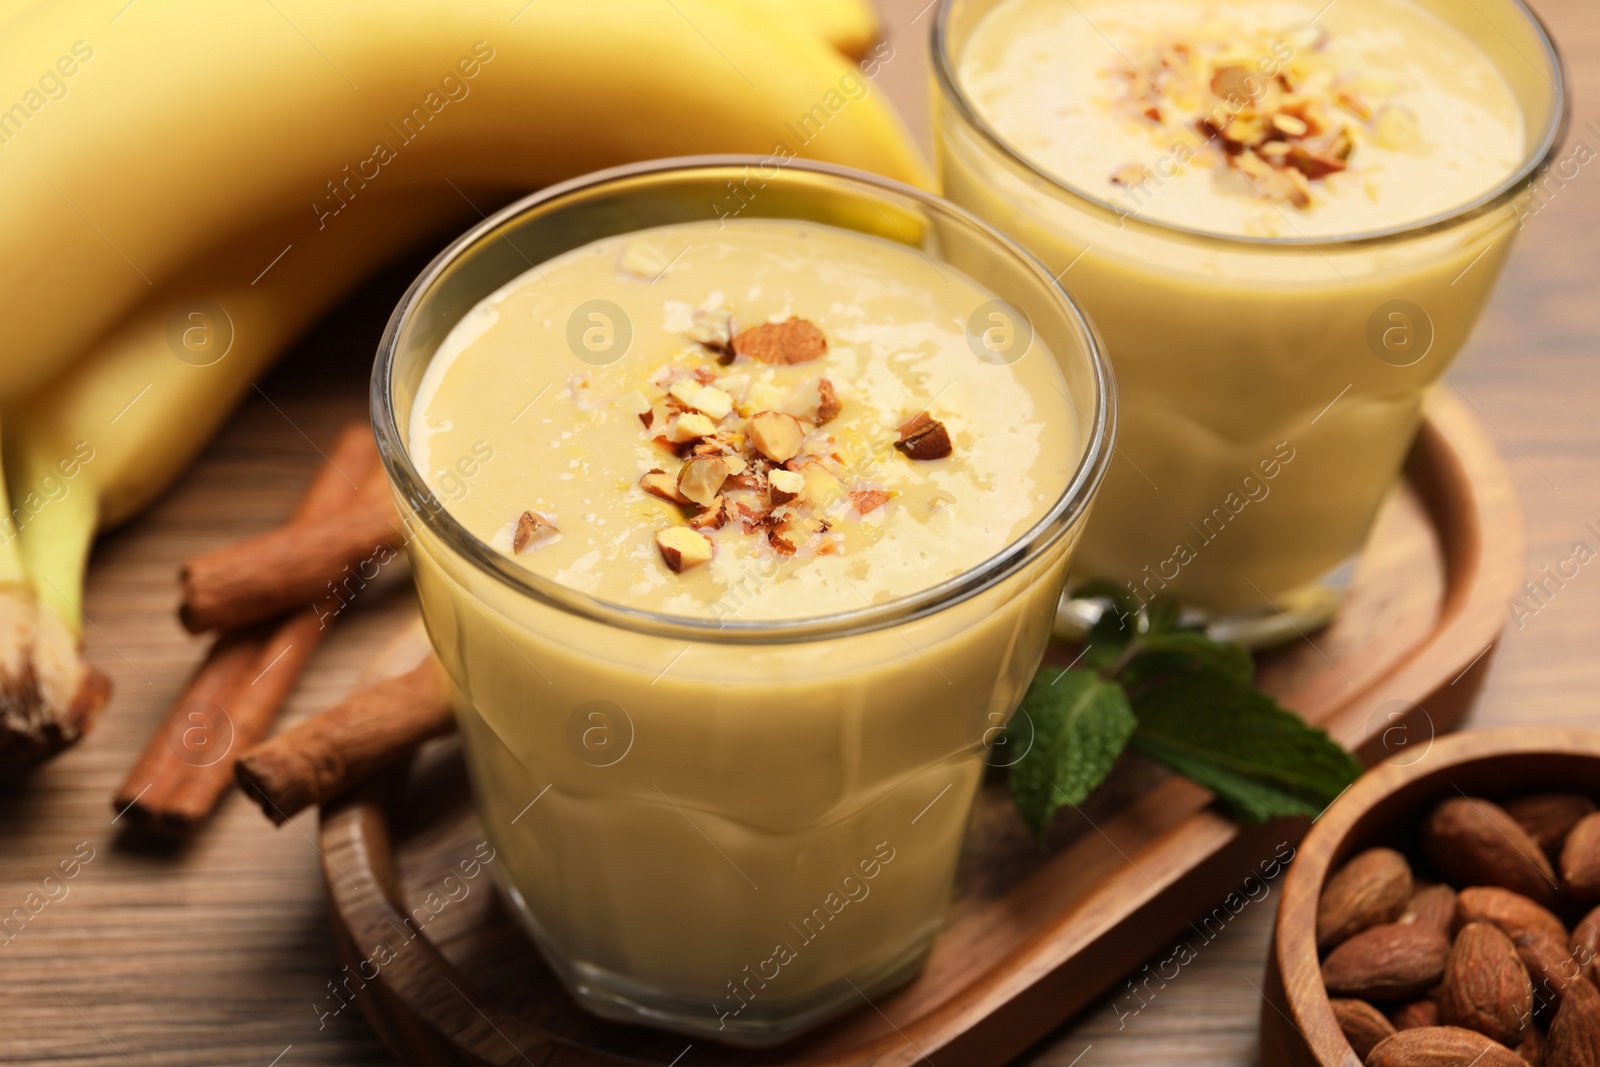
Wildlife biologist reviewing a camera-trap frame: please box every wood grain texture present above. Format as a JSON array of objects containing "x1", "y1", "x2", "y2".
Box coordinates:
[{"x1": 0, "y1": 0, "x2": 1596, "y2": 1064}]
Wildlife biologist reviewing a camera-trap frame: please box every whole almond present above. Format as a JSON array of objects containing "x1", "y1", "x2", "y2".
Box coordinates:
[
  {"x1": 1458, "y1": 886, "x2": 1569, "y2": 944},
  {"x1": 1323, "y1": 923, "x2": 1451, "y2": 1001},
  {"x1": 1573, "y1": 906, "x2": 1600, "y2": 986},
  {"x1": 1507, "y1": 794, "x2": 1597, "y2": 857},
  {"x1": 1391, "y1": 999, "x2": 1442, "y2": 1030},
  {"x1": 1423, "y1": 797, "x2": 1561, "y2": 908},
  {"x1": 1333, "y1": 998, "x2": 1398, "y2": 1060},
  {"x1": 1518, "y1": 930, "x2": 1585, "y2": 1012},
  {"x1": 1440, "y1": 922, "x2": 1532, "y2": 1046},
  {"x1": 1520, "y1": 1023, "x2": 1546, "y2": 1067},
  {"x1": 1560, "y1": 813, "x2": 1600, "y2": 903},
  {"x1": 1321, "y1": 848, "x2": 1415, "y2": 950},
  {"x1": 1546, "y1": 976, "x2": 1600, "y2": 1067},
  {"x1": 1401, "y1": 885, "x2": 1459, "y2": 940},
  {"x1": 1365, "y1": 1026, "x2": 1528, "y2": 1067}
]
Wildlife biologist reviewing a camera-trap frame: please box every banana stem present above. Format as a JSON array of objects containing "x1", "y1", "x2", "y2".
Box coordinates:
[
  {"x1": 0, "y1": 430, "x2": 28, "y2": 588},
  {"x1": 13, "y1": 448, "x2": 99, "y2": 638},
  {"x1": 0, "y1": 429, "x2": 107, "y2": 771}
]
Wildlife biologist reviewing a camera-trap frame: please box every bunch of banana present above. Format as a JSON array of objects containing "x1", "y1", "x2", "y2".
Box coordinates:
[{"x1": 0, "y1": 0, "x2": 926, "y2": 770}]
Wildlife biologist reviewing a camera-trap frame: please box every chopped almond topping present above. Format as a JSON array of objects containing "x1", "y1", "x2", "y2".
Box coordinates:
[
  {"x1": 622, "y1": 390, "x2": 653, "y2": 426},
  {"x1": 1333, "y1": 83, "x2": 1372, "y2": 121},
  {"x1": 677, "y1": 456, "x2": 731, "y2": 507},
  {"x1": 815, "y1": 378, "x2": 842, "y2": 425},
  {"x1": 1209, "y1": 64, "x2": 1264, "y2": 105},
  {"x1": 769, "y1": 527, "x2": 799, "y2": 556},
  {"x1": 628, "y1": 300, "x2": 952, "y2": 570},
  {"x1": 850, "y1": 489, "x2": 891, "y2": 515},
  {"x1": 767, "y1": 468, "x2": 804, "y2": 506},
  {"x1": 668, "y1": 412, "x2": 718, "y2": 443},
  {"x1": 1233, "y1": 151, "x2": 1312, "y2": 208},
  {"x1": 735, "y1": 502, "x2": 773, "y2": 534},
  {"x1": 895, "y1": 412, "x2": 953, "y2": 461},
  {"x1": 1271, "y1": 113, "x2": 1308, "y2": 138},
  {"x1": 785, "y1": 377, "x2": 842, "y2": 425},
  {"x1": 732, "y1": 317, "x2": 827, "y2": 365},
  {"x1": 640, "y1": 469, "x2": 690, "y2": 505},
  {"x1": 668, "y1": 379, "x2": 735, "y2": 421},
  {"x1": 688, "y1": 496, "x2": 729, "y2": 531},
  {"x1": 688, "y1": 314, "x2": 736, "y2": 364},
  {"x1": 1221, "y1": 112, "x2": 1268, "y2": 149},
  {"x1": 749, "y1": 411, "x2": 805, "y2": 463},
  {"x1": 513, "y1": 511, "x2": 558, "y2": 553},
  {"x1": 770, "y1": 512, "x2": 829, "y2": 556},
  {"x1": 1109, "y1": 30, "x2": 1381, "y2": 210},
  {"x1": 656, "y1": 526, "x2": 714, "y2": 572},
  {"x1": 1287, "y1": 140, "x2": 1349, "y2": 180}
]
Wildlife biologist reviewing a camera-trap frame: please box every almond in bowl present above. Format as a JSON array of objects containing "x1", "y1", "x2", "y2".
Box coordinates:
[{"x1": 1263, "y1": 729, "x2": 1600, "y2": 1067}]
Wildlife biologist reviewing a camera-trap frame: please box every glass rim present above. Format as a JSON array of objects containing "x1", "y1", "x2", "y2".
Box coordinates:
[
  {"x1": 371, "y1": 155, "x2": 1116, "y2": 645},
  {"x1": 931, "y1": 0, "x2": 1571, "y2": 250}
]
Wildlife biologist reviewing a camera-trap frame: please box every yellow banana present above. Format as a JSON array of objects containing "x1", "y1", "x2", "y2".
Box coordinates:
[
  {"x1": 0, "y1": 0, "x2": 928, "y2": 768},
  {"x1": 0, "y1": 0, "x2": 929, "y2": 404},
  {"x1": 715, "y1": 0, "x2": 882, "y2": 58},
  {"x1": 0, "y1": 188, "x2": 469, "y2": 770}
]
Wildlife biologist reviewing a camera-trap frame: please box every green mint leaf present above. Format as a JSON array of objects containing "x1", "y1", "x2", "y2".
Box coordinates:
[
  {"x1": 1009, "y1": 668, "x2": 1137, "y2": 839},
  {"x1": 1125, "y1": 630, "x2": 1254, "y2": 688},
  {"x1": 1129, "y1": 668, "x2": 1361, "y2": 823}
]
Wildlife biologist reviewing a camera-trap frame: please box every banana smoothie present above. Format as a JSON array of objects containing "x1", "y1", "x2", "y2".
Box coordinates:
[
  {"x1": 401, "y1": 216, "x2": 1090, "y2": 1041},
  {"x1": 936, "y1": 0, "x2": 1557, "y2": 634}
]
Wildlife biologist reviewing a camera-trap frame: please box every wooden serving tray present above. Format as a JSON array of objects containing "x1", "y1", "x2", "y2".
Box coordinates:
[{"x1": 319, "y1": 390, "x2": 1523, "y2": 1067}]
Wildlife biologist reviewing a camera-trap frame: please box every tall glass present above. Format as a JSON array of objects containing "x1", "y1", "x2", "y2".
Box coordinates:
[
  {"x1": 933, "y1": 0, "x2": 1566, "y2": 645},
  {"x1": 371, "y1": 158, "x2": 1114, "y2": 1044}
]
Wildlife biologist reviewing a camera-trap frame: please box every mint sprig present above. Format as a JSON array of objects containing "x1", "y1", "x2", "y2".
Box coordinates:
[
  {"x1": 1007, "y1": 587, "x2": 1361, "y2": 839},
  {"x1": 1010, "y1": 670, "x2": 1137, "y2": 838}
]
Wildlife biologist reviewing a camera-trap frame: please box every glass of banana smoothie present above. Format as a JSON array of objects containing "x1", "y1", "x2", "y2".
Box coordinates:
[
  {"x1": 372, "y1": 159, "x2": 1112, "y2": 1043},
  {"x1": 934, "y1": 0, "x2": 1565, "y2": 644}
]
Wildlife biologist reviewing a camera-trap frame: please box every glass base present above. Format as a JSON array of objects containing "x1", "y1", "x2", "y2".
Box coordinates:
[
  {"x1": 1054, "y1": 557, "x2": 1355, "y2": 651},
  {"x1": 493, "y1": 870, "x2": 938, "y2": 1047}
]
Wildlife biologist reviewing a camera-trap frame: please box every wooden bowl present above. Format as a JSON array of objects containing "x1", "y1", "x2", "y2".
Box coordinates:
[{"x1": 1260, "y1": 727, "x2": 1600, "y2": 1067}]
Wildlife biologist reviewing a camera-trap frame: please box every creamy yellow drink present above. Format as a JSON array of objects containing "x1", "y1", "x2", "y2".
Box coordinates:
[
  {"x1": 961, "y1": 0, "x2": 1524, "y2": 239},
  {"x1": 398, "y1": 215, "x2": 1091, "y2": 1042},
  {"x1": 936, "y1": 0, "x2": 1560, "y2": 635},
  {"x1": 413, "y1": 219, "x2": 1078, "y2": 620}
]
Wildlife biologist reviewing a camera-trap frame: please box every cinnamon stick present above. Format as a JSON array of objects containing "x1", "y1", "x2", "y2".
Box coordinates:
[
  {"x1": 177, "y1": 466, "x2": 403, "y2": 633},
  {"x1": 234, "y1": 655, "x2": 455, "y2": 824},
  {"x1": 114, "y1": 423, "x2": 379, "y2": 831}
]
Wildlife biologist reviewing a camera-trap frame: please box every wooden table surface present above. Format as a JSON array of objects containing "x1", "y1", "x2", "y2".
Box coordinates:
[{"x1": 3, "y1": 2, "x2": 1596, "y2": 1065}]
